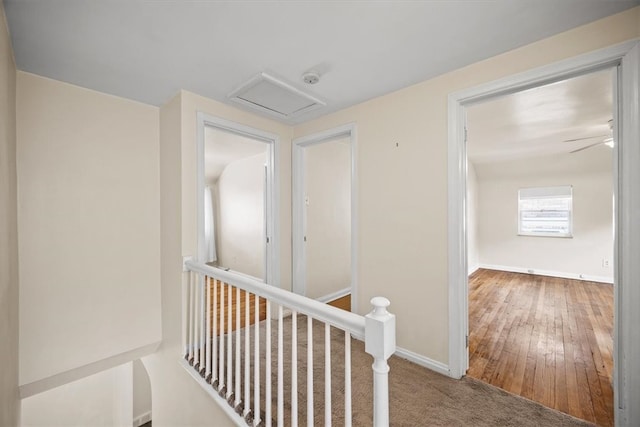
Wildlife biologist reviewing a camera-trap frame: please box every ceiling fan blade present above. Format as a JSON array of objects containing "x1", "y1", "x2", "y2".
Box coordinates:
[
  {"x1": 570, "y1": 140, "x2": 604, "y2": 153},
  {"x1": 563, "y1": 134, "x2": 608, "y2": 143}
]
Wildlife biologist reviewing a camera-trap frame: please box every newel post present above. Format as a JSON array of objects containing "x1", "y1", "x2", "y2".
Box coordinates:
[{"x1": 365, "y1": 297, "x2": 396, "y2": 427}]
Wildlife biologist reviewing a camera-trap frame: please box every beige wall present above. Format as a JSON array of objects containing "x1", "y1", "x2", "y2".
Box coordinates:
[
  {"x1": 144, "y1": 90, "x2": 292, "y2": 426},
  {"x1": 21, "y1": 363, "x2": 132, "y2": 427},
  {"x1": 0, "y1": 2, "x2": 20, "y2": 425},
  {"x1": 293, "y1": 8, "x2": 640, "y2": 364},
  {"x1": 217, "y1": 153, "x2": 266, "y2": 279},
  {"x1": 305, "y1": 138, "x2": 351, "y2": 299},
  {"x1": 17, "y1": 72, "x2": 162, "y2": 385},
  {"x1": 475, "y1": 151, "x2": 614, "y2": 281},
  {"x1": 144, "y1": 92, "x2": 233, "y2": 427}
]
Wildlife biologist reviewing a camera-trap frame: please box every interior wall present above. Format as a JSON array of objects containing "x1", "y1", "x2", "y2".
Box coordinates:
[
  {"x1": 179, "y1": 91, "x2": 293, "y2": 288},
  {"x1": 16, "y1": 72, "x2": 162, "y2": 385},
  {"x1": 132, "y1": 359, "x2": 151, "y2": 425},
  {"x1": 475, "y1": 152, "x2": 614, "y2": 281},
  {"x1": 143, "y1": 93, "x2": 234, "y2": 427},
  {"x1": 304, "y1": 138, "x2": 351, "y2": 299},
  {"x1": 217, "y1": 153, "x2": 266, "y2": 279},
  {"x1": 21, "y1": 363, "x2": 132, "y2": 427},
  {"x1": 144, "y1": 90, "x2": 291, "y2": 427},
  {"x1": 0, "y1": 2, "x2": 20, "y2": 425},
  {"x1": 467, "y1": 162, "x2": 479, "y2": 275},
  {"x1": 292, "y1": 8, "x2": 639, "y2": 364}
]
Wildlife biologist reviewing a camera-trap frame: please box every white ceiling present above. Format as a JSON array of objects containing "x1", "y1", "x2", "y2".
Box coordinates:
[
  {"x1": 473, "y1": 144, "x2": 613, "y2": 181},
  {"x1": 4, "y1": 1, "x2": 637, "y2": 124},
  {"x1": 467, "y1": 69, "x2": 614, "y2": 164},
  {"x1": 204, "y1": 127, "x2": 267, "y2": 184}
]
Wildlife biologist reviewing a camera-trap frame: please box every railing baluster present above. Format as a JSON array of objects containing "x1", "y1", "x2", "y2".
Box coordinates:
[
  {"x1": 344, "y1": 330, "x2": 352, "y2": 427},
  {"x1": 188, "y1": 271, "x2": 194, "y2": 363},
  {"x1": 265, "y1": 300, "x2": 272, "y2": 427},
  {"x1": 199, "y1": 273, "x2": 206, "y2": 374},
  {"x1": 235, "y1": 286, "x2": 241, "y2": 408},
  {"x1": 307, "y1": 316, "x2": 314, "y2": 427},
  {"x1": 227, "y1": 283, "x2": 233, "y2": 400},
  {"x1": 219, "y1": 281, "x2": 225, "y2": 392},
  {"x1": 325, "y1": 324, "x2": 331, "y2": 427},
  {"x1": 244, "y1": 291, "x2": 250, "y2": 418},
  {"x1": 183, "y1": 262, "x2": 395, "y2": 427},
  {"x1": 193, "y1": 273, "x2": 200, "y2": 370},
  {"x1": 182, "y1": 270, "x2": 189, "y2": 358},
  {"x1": 291, "y1": 310, "x2": 298, "y2": 427},
  {"x1": 277, "y1": 305, "x2": 284, "y2": 427},
  {"x1": 205, "y1": 276, "x2": 212, "y2": 381},
  {"x1": 253, "y1": 295, "x2": 261, "y2": 426},
  {"x1": 212, "y1": 279, "x2": 218, "y2": 386}
]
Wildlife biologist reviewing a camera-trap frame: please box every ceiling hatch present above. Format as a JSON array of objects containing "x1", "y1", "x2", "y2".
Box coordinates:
[{"x1": 228, "y1": 72, "x2": 325, "y2": 120}]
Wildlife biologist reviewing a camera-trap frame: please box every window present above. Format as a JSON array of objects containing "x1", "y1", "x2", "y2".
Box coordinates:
[{"x1": 518, "y1": 186, "x2": 572, "y2": 237}]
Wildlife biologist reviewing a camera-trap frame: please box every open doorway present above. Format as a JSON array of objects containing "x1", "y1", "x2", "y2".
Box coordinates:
[
  {"x1": 196, "y1": 113, "x2": 279, "y2": 286},
  {"x1": 203, "y1": 126, "x2": 268, "y2": 281},
  {"x1": 292, "y1": 124, "x2": 357, "y2": 311},
  {"x1": 448, "y1": 39, "x2": 640, "y2": 427},
  {"x1": 465, "y1": 69, "x2": 615, "y2": 425}
]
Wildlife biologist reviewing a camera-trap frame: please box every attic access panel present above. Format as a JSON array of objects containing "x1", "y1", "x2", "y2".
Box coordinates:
[{"x1": 228, "y1": 73, "x2": 325, "y2": 120}]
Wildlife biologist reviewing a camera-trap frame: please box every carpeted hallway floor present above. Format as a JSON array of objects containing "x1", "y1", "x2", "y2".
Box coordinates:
[{"x1": 209, "y1": 314, "x2": 594, "y2": 426}]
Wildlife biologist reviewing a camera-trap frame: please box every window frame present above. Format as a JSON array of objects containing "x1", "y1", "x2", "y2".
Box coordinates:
[{"x1": 517, "y1": 185, "x2": 573, "y2": 238}]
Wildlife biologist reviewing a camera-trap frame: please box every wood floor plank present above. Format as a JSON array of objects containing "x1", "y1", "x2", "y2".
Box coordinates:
[{"x1": 468, "y1": 269, "x2": 613, "y2": 426}]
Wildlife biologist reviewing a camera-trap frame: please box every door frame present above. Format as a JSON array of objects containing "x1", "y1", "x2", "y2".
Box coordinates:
[
  {"x1": 447, "y1": 39, "x2": 640, "y2": 425},
  {"x1": 196, "y1": 112, "x2": 280, "y2": 286},
  {"x1": 292, "y1": 123, "x2": 358, "y2": 311}
]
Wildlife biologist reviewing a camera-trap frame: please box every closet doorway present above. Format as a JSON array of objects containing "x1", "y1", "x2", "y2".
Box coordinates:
[{"x1": 292, "y1": 124, "x2": 357, "y2": 311}]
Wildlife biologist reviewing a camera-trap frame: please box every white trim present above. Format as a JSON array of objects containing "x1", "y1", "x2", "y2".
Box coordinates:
[
  {"x1": 315, "y1": 287, "x2": 351, "y2": 304},
  {"x1": 448, "y1": 39, "x2": 640, "y2": 426},
  {"x1": 617, "y1": 41, "x2": 640, "y2": 427},
  {"x1": 393, "y1": 347, "x2": 450, "y2": 378},
  {"x1": 132, "y1": 411, "x2": 152, "y2": 427},
  {"x1": 196, "y1": 112, "x2": 281, "y2": 288},
  {"x1": 19, "y1": 341, "x2": 160, "y2": 398},
  {"x1": 292, "y1": 123, "x2": 358, "y2": 312},
  {"x1": 468, "y1": 264, "x2": 480, "y2": 276},
  {"x1": 350, "y1": 333, "x2": 450, "y2": 377},
  {"x1": 179, "y1": 359, "x2": 245, "y2": 426},
  {"x1": 477, "y1": 263, "x2": 613, "y2": 284}
]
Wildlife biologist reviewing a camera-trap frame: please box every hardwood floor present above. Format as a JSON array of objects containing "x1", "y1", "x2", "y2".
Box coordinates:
[
  {"x1": 467, "y1": 269, "x2": 614, "y2": 426},
  {"x1": 327, "y1": 294, "x2": 351, "y2": 312},
  {"x1": 208, "y1": 278, "x2": 267, "y2": 335}
]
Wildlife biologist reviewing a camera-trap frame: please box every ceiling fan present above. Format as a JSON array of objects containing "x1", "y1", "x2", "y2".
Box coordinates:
[{"x1": 564, "y1": 119, "x2": 614, "y2": 153}]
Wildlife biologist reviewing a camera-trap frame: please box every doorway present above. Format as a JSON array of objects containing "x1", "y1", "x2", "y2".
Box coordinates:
[
  {"x1": 464, "y1": 68, "x2": 615, "y2": 424},
  {"x1": 196, "y1": 113, "x2": 279, "y2": 285},
  {"x1": 292, "y1": 124, "x2": 357, "y2": 311},
  {"x1": 448, "y1": 40, "x2": 640, "y2": 426}
]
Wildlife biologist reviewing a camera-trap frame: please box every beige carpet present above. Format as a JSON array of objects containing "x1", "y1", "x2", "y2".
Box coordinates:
[{"x1": 209, "y1": 315, "x2": 595, "y2": 426}]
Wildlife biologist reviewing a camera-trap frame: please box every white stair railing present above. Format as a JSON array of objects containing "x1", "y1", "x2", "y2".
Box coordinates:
[{"x1": 182, "y1": 260, "x2": 396, "y2": 427}]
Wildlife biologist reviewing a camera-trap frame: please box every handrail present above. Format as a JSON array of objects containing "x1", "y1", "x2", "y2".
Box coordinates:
[{"x1": 184, "y1": 260, "x2": 366, "y2": 336}]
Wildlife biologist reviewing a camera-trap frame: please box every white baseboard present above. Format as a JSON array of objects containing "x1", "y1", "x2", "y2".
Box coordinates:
[
  {"x1": 394, "y1": 347, "x2": 451, "y2": 377},
  {"x1": 478, "y1": 263, "x2": 613, "y2": 284},
  {"x1": 133, "y1": 411, "x2": 152, "y2": 427},
  {"x1": 315, "y1": 287, "x2": 351, "y2": 304},
  {"x1": 468, "y1": 264, "x2": 480, "y2": 275}
]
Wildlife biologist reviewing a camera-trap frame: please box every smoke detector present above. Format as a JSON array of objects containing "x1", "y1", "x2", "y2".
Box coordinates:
[{"x1": 302, "y1": 71, "x2": 320, "y2": 85}]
